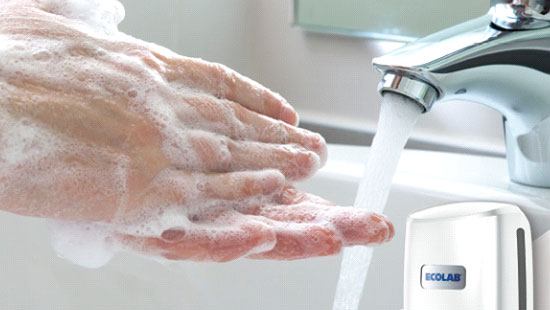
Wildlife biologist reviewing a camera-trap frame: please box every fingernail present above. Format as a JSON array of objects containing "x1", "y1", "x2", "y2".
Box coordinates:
[
  {"x1": 370, "y1": 213, "x2": 384, "y2": 223},
  {"x1": 262, "y1": 171, "x2": 285, "y2": 195},
  {"x1": 161, "y1": 229, "x2": 186, "y2": 242},
  {"x1": 297, "y1": 152, "x2": 312, "y2": 167},
  {"x1": 308, "y1": 134, "x2": 328, "y2": 166},
  {"x1": 371, "y1": 213, "x2": 394, "y2": 243},
  {"x1": 385, "y1": 218, "x2": 395, "y2": 241},
  {"x1": 280, "y1": 105, "x2": 299, "y2": 126},
  {"x1": 297, "y1": 152, "x2": 320, "y2": 175}
]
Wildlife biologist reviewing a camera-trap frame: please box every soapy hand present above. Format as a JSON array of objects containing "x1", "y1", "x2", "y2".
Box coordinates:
[
  {"x1": 0, "y1": 1, "x2": 394, "y2": 262},
  {"x1": 0, "y1": 3, "x2": 320, "y2": 220},
  {"x1": 116, "y1": 185, "x2": 394, "y2": 261}
]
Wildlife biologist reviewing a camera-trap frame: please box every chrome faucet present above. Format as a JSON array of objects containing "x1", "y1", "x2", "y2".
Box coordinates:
[{"x1": 372, "y1": 0, "x2": 550, "y2": 187}]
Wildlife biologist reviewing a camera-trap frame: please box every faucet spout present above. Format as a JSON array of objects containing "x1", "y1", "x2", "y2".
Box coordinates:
[{"x1": 372, "y1": 7, "x2": 550, "y2": 187}]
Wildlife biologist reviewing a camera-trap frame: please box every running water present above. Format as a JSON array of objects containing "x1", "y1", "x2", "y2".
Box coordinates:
[{"x1": 332, "y1": 93, "x2": 424, "y2": 310}]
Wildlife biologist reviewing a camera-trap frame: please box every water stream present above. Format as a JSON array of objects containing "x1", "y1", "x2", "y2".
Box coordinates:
[{"x1": 332, "y1": 93, "x2": 424, "y2": 310}]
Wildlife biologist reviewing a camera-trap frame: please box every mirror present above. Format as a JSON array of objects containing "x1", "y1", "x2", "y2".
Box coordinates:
[{"x1": 293, "y1": 0, "x2": 489, "y2": 41}]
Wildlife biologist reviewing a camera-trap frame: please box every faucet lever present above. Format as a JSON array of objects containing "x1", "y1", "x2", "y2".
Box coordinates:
[{"x1": 491, "y1": 0, "x2": 550, "y2": 30}]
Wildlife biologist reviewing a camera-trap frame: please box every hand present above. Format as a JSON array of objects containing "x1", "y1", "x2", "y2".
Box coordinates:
[
  {"x1": 0, "y1": 2, "x2": 394, "y2": 261},
  {"x1": 115, "y1": 185, "x2": 394, "y2": 261},
  {"x1": 0, "y1": 4, "x2": 323, "y2": 222}
]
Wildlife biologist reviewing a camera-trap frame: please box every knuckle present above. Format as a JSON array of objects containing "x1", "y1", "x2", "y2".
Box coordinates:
[
  {"x1": 184, "y1": 94, "x2": 228, "y2": 123},
  {"x1": 212, "y1": 63, "x2": 235, "y2": 99},
  {"x1": 259, "y1": 122, "x2": 290, "y2": 143},
  {"x1": 191, "y1": 134, "x2": 232, "y2": 171}
]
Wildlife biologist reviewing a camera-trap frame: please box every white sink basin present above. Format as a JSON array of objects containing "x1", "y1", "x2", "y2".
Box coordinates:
[{"x1": 1, "y1": 144, "x2": 549, "y2": 310}]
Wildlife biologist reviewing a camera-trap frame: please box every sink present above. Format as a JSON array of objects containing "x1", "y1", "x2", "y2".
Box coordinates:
[{"x1": 1, "y1": 144, "x2": 549, "y2": 310}]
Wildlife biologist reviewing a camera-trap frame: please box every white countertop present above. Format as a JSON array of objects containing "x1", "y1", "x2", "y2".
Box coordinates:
[{"x1": 317, "y1": 144, "x2": 550, "y2": 239}]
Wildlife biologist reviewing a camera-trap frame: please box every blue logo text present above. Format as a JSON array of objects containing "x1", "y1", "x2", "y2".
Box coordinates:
[{"x1": 425, "y1": 273, "x2": 461, "y2": 282}]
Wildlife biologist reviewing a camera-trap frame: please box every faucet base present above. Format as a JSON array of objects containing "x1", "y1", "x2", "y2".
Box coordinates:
[{"x1": 506, "y1": 118, "x2": 550, "y2": 188}]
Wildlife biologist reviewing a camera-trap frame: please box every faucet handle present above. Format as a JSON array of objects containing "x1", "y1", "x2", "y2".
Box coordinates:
[{"x1": 491, "y1": 0, "x2": 550, "y2": 29}]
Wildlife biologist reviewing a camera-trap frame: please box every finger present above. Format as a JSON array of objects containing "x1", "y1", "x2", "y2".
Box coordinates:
[
  {"x1": 237, "y1": 186, "x2": 394, "y2": 246},
  {"x1": 283, "y1": 186, "x2": 395, "y2": 245},
  {"x1": 222, "y1": 71, "x2": 299, "y2": 126},
  {"x1": 184, "y1": 132, "x2": 321, "y2": 181},
  {"x1": 194, "y1": 169, "x2": 285, "y2": 201},
  {"x1": 151, "y1": 53, "x2": 299, "y2": 125},
  {"x1": 247, "y1": 204, "x2": 393, "y2": 247},
  {"x1": 245, "y1": 206, "x2": 393, "y2": 259},
  {"x1": 277, "y1": 185, "x2": 336, "y2": 206},
  {"x1": 226, "y1": 140, "x2": 321, "y2": 181},
  {"x1": 334, "y1": 210, "x2": 395, "y2": 246},
  {"x1": 126, "y1": 169, "x2": 285, "y2": 219},
  {"x1": 177, "y1": 93, "x2": 327, "y2": 163},
  {"x1": 116, "y1": 213, "x2": 276, "y2": 262},
  {"x1": 275, "y1": 205, "x2": 391, "y2": 243},
  {"x1": 247, "y1": 223, "x2": 342, "y2": 260}
]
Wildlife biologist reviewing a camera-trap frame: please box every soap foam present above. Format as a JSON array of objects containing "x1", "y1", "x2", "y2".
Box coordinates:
[
  {"x1": 0, "y1": 0, "x2": 126, "y2": 36},
  {"x1": 48, "y1": 194, "x2": 282, "y2": 266},
  {"x1": 0, "y1": 112, "x2": 131, "y2": 220},
  {"x1": 49, "y1": 220, "x2": 115, "y2": 268}
]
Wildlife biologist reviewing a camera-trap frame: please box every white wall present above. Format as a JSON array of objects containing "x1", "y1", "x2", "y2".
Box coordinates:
[{"x1": 119, "y1": 0, "x2": 505, "y2": 155}]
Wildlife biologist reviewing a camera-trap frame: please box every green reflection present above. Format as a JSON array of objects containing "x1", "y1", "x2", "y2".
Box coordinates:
[{"x1": 294, "y1": 0, "x2": 488, "y2": 41}]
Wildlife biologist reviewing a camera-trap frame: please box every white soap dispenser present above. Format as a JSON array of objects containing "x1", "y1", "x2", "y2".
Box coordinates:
[{"x1": 403, "y1": 202, "x2": 533, "y2": 310}]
